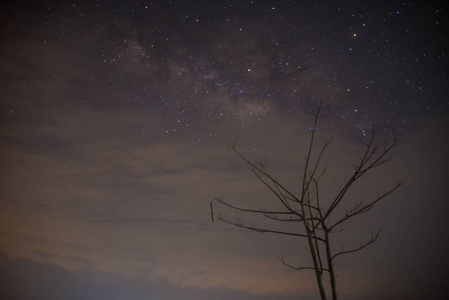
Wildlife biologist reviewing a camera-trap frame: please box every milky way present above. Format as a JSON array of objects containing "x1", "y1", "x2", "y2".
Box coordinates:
[{"x1": 2, "y1": 1, "x2": 446, "y2": 136}]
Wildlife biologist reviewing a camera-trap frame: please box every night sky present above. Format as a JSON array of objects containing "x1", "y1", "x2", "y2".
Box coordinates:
[{"x1": 1, "y1": 1, "x2": 449, "y2": 299}]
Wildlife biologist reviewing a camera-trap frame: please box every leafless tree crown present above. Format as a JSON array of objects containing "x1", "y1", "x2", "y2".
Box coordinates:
[{"x1": 210, "y1": 106, "x2": 402, "y2": 300}]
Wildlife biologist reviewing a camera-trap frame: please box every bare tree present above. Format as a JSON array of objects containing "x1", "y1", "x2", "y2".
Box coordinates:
[{"x1": 210, "y1": 106, "x2": 402, "y2": 300}]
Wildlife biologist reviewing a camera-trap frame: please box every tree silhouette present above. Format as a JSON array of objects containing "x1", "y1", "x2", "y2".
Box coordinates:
[{"x1": 210, "y1": 106, "x2": 402, "y2": 300}]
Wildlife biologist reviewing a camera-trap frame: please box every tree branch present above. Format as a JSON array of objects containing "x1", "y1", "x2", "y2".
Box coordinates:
[
  {"x1": 329, "y1": 180, "x2": 402, "y2": 231},
  {"x1": 331, "y1": 231, "x2": 381, "y2": 261},
  {"x1": 216, "y1": 214, "x2": 325, "y2": 241},
  {"x1": 323, "y1": 126, "x2": 398, "y2": 222},
  {"x1": 251, "y1": 169, "x2": 301, "y2": 216},
  {"x1": 212, "y1": 197, "x2": 297, "y2": 216},
  {"x1": 277, "y1": 254, "x2": 328, "y2": 272},
  {"x1": 230, "y1": 145, "x2": 302, "y2": 204}
]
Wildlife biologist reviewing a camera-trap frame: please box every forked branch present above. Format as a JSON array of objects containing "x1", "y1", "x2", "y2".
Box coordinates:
[{"x1": 331, "y1": 231, "x2": 381, "y2": 261}]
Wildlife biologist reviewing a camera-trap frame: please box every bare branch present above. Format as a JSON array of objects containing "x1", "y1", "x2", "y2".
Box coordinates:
[
  {"x1": 301, "y1": 106, "x2": 321, "y2": 199},
  {"x1": 210, "y1": 201, "x2": 214, "y2": 222},
  {"x1": 303, "y1": 138, "x2": 330, "y2": 200},
  {"x1": 212, "y1": 197, "x2": 297, "y2": 216},
  {"x1": 252, "y1": 169, "x2": 301, "y2": 216},
  {"x1": 277, "y1": 254, "x2": 327, "y2": 272},
  {"x1": 329, "y1": 180, "x2": 403, "y2": 231},
  {"x1": 217, "y1": 214, "x2": 324, "y2": 241},
  {"x1": 263, "y1": 213, "x2": 322, "y2": 224},
  {"x1": 263, "y1": 214, "x2": 303, "y2": 222},
  {"x1": 323, "y1": 126, "x2": 398, "y2": 222},
  {"x1": 331, "y1": 231, "x2": 381, "y2": 261},
  {"x1": 230, "y1": 146, "x2": 302, "y2": 205}
]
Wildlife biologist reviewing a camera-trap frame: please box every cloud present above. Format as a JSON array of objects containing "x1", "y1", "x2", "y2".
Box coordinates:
[
  {"x1": 1, "y1": 97, "x2": 448, "y2": 299},
  {"x1": 0, "y1": 99, "x2": 332, "y2": 296}
]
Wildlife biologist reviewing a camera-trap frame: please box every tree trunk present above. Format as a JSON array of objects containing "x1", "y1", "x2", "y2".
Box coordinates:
[
  {"x1": 304, "y1": 223, "x2": 327, "y2": 300},
  {"x1": 324, "y1": 228, "x2": 337, "y2": 300}
]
